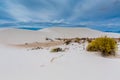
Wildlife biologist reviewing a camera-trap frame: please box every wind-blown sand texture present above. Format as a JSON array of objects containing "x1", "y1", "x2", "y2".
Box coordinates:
[
  {"x1": 1, "y1": 27, "x2": 120, "y2": 80},
  {"x1": 14, "y1": 41, "x2": 64, "y2": 48}
]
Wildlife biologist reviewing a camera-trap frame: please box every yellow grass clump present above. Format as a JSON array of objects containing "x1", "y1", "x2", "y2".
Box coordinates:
[{"x1": 87, "y1": 36, "x2": 117, "y2": 56}]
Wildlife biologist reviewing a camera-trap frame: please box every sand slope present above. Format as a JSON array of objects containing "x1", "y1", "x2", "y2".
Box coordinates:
[
  {"x1": 0, "y1": 27, "x2": 120, "y2": 80},
  {"x1": 0, "y1": 27, "x2": 120, "y2": 44},
  {"x1": 0, "y1": 43, "x2": 120, "y2": 80}
]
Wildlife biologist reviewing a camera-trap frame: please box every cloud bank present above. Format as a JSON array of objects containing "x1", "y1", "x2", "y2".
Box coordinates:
[{"x1": 0, "y1": 0, "x2": 120, "y2": 26}]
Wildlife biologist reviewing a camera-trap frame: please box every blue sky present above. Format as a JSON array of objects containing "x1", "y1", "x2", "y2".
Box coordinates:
[{"x1": 0, "y1": 0, "x2": 120, "y2": 30}]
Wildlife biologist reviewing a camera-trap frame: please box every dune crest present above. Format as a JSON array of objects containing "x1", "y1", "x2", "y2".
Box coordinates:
[{"x1": 0, "y1": 27, "x2": 120, "y2": 44}]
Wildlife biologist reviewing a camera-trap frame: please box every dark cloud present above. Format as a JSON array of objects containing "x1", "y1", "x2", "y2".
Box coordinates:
[{"x1": 0, "y1": 0, "x2": 120, "y2": 24}]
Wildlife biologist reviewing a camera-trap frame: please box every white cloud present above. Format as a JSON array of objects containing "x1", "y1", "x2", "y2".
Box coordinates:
[
  {"x1": 1, "y1": 0, "x2": 120, "y2": 23},
  {"x1": 51, "y1": 19, "x2": 65, "y2": 23},
  {"x1": 5, "y1": 1, "x2": 31, "y2": 22},
  {"x1": 4, "y1": 0, "x2": 59, "y2": 22}
]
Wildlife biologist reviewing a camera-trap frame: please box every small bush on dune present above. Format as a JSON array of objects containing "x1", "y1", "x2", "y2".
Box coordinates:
[
  {"x1": 64, "y1": 40, "x2": 71, "y2": 45},
  {"x1": 74, "y1": 38, "x2": 81, "y2": 43},
  {"x1": 51, "y1": 47, "x2": 63, "y2": 52},
  {"x1": 118, "y1": 38, "x2": 120, "y2": 42},
  {"x1": 87, "y1": 37, "x2": 117, "y2": 56},
  {"x1": 64, "y1": 38, "x2": 81, "y2": 45},
  {"x1": 86, "y1": 38, "x2": 93, "y2": 43},
  {"x1": 87, "y1": 40, "x2": 98, "y2": 51}
]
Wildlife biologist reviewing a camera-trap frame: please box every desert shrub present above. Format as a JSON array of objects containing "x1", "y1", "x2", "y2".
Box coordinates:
[
  {"x1": 118, "y1": 38, "x2": 120, "y2": 42},
  {"x1": 87, "y1": 37, "x2": 117, "y2": 56},
  {"x1": 87, "y1": 40, "x2": 99, "y2": 51},
  {"x1": 86, "y1": 38, "x2": 93, "y2": 43},
  {"x1": 51, "y1": 47, "x2": 63, "y2": 52},
  {"x1": 45, "y1": 37, "x2": 53, "y2": 41},
  {"x1": 74, "y1": 38, "x2": 81, "y2": 43},
  {"x1": 25, "y1": 43, "x2": 28, "y2": 45},
  {"x1": 64, "y1": 40, "x2": 72, "y2": 45},
  {"x1": 55, "y1": 38, "x2": 62, "y2": 40}
]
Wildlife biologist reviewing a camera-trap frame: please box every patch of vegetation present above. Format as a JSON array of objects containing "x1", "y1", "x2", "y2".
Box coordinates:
[
  {"x1": 74, "y1": 37, "x2": 81, "y2": 43},
  {"x1": 87, "y1": 36, "x2": 117, "y2": 56},
  {"x1": 118, "y1": 38, "x2": 120, "y2": 42},
  {"x1": 64, "y1": 40, "x2": 72, "y2": 45},
  {"x1": 31, "y1": 47, "x2": 43, "y2": 50},
  {"x1": 51, "y1": 47, "x2": 63, "y2": 52},
  {"x1": 63, "y1": 38, "x2": 81, "y2": 45},
  {"x1": 45, "y1": 37, "x2": 53, "y2": 41},
  {"x1": 86, "y1": 38, "x2": 93, "y2": 43},
  {"x1": 25, "y1": 43, "x2": 28, "y2": 45}
]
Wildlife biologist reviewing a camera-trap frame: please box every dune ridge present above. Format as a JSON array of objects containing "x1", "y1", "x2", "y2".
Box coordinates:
[
  {"x1": 0, "y1": 27, "x2": 120, "y2": 80},
  {"x1": 0, "y1": 27, "x2": 120, "y2": 44}
]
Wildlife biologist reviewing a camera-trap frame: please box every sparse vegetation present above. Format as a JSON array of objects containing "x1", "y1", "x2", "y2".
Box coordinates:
[
  {"x1": 45, "y1": 37, "x2": 53, "y2": 41},
  {"x1": 87, "y1": 36, "x2": 117, "y2": 56},
  {"x1": 31, "y1": 47, "x2": 43, "y2": 50},
  {"x1": 25, "y1": 43, "x2": 28, "y2": 45},
  {"x1": 86, "y1": 38, "x2": 93, "y2": 43},
  {"x1": 74, "y1": 37, "x2": 81, "y2": 43},
  {"x1": 64, "y1": 40, "x2": 72, "y2": 45},
  {"x1": 118, "y1": 38, "x2": 120, "y2": 42},
  {"x1": 63, "y1": 38, "x2": 81, "y2": 45},
  {"x1": 51, "y1": 47, "x2": 63, "y2": 52}
]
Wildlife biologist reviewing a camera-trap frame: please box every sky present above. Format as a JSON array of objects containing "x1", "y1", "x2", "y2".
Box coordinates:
[{"x1": 0, "y1": 0, "x2": 120, "y2": 31}]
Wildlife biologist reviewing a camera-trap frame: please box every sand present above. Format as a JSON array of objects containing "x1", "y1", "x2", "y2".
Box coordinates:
[
  {"x1": 0, "y1": 27, "x2": 120, "y2": 45},
  {"x1": 14, "y1": 41, "x2": 64, "y2": 48},
  {"x1": 0, "y1": 27, "x2": 120, "y2": 80}
]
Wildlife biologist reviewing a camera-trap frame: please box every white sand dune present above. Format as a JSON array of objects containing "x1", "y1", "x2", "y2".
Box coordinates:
[
  {"x1": 0, "y1": 27, "x2": 120, "y2": 80},
  {"x1": 0, "y1": 27, "x2": 120, "y2": 44},
  {"x1": 1, "y1": 42, "x2": 120, "y2": 80},
  {"x1": 40, "y1": 27, "x2": 120, "y2": 38},
  {"x1": 0, "y1": 28, "x2": 47, "y2": 44}
]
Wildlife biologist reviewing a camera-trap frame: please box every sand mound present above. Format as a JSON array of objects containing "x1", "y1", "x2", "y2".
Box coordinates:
[
  {"x1": 0, "y1": 27, "x2": 120, "y2": 80},
  {"x1": 0, "y1": 27, "x2": 120, "y2": 44}
]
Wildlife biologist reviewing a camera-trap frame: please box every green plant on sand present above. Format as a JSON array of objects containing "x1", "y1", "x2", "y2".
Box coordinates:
[
  {"x1": 64, "y1": 40, "x2": 71, "y2": 45},
  {"x1": 74, "y1": 38, "x2": 81, "y2": 43},
  {"x1": 51, "y1": 47, "x2": 63, "y2": 52},
  {"x1": 87, "y1": 36, "x2": 117, "y2": 56}
]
